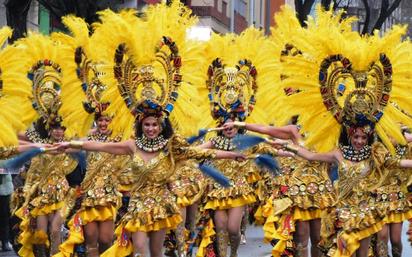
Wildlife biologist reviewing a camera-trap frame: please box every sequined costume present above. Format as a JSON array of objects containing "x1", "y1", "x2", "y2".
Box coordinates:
[
  {"x1": 101, "y1": 135, "x2": 217, "y2": 257},
  {"x1": 56, "y1": 133, "x2": 129, "y2": 257},
  {"x1": 18, "y1": 153, "x2": 78, "y2": 257},
  {"x1": 374, "y1": 143, "x2": 412, "y2": 224},
  {"x1": 260, "y1": 156, "x2": 335, "y2": 256},
  {"x1": 260, "y1": 157, "x2": 294, "y2": 244}
]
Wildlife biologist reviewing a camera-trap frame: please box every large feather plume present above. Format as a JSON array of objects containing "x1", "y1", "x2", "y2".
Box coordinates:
[{"x1": 0, "y1": 27, "x2": 35, "y2": 145}]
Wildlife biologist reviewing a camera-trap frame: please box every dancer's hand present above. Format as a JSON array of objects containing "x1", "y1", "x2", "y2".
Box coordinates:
[
  {"x1": 232, "y1": 152, "x2": 246, "y2": 161},
  {"x1": 53, "y1": 142, "x2": 71, "y2": 152},
  {"x1": 277, "y1": 149, "x2": 295, "y2": 158},
  {"x1": 269, "y1": 139, "x2": 289, "y2": 148},
  {"x1": 222, "y1": 122, "x2": 235, "y2": 130},
  {"x1": 283, "y1": 125, "x2": 301, "y2": 144}
]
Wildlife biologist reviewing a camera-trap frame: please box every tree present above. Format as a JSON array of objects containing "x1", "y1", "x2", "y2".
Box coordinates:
[
  {"x1": 5, "y1": 0, "x2": 113, "y2": 42},
  {"x1": 5, "y1": 0, "x2": 32, "y2": 42},
  {"x1": 361, "y1": 0, "x2": 402, "y2": 34},
  {"x1": 294, "y1": 0, "x2": 316, "y2": 27},
  {"x1": 294, "y1": 0, "x2": 403, "y2": 34},
  {"x1": 37, "y1": 0, "x2": 114, "y2": 25}
]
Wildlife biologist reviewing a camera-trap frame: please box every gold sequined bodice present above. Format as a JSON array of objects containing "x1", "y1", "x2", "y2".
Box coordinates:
[
  {"x1": 131, "y1": 151, "x2": 174, "y2": 186},
  {"x1": 337, "y1": 159, "x2": 374, "y2": 202},
  {"x1": 37, "y1": 153, "x2": 78, "y2": 178}
]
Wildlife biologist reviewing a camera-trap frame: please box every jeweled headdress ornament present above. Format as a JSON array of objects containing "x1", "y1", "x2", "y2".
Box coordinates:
[
  {"x1": 75, "y1": 46, "x2": 109, "y2": 116},
  {"x1": 113, "y1": 36, "x2": 182, "y2": 120},
  {"x1": 207, "y1": 57, "x2": 257, "y2": 123},
  {"x1": 318, "y1": 53, "x2": 392, "y2": 130},
  {"x1": 196, "y1": 28, "x2": 279, "y2": 129},
  {"x1": 28, "y1": 55, "x2": 63, "y2": 129}
]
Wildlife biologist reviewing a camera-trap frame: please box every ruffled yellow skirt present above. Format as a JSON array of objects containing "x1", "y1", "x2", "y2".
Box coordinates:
[
  {"x1": 54, "y1": 205, "x2": 117, "y2": 257},
  {"x1": 204, "y1": 194, "x2": 256, "y2": 210},
  {"x1": 332, "y1": 220, "x2": 385, "y2": 257},
  {"x1": 195, "y1": 219, "x2": 215, "y2": 257},
  {"x1": 246, "y1": 171, "x2": 262, "y2": 184},
  {"x1": 101, "y1": 214, "x2": 182, "y2": 257},
  {"x1": 31, "y1": 201, "x2": 65, "y2": 216},
  {"x1": 268, "y1": 207, "x2": 322, "y2": 257},
  {"x1": 17, "y1": 202, "x2": 61, "y2": 257},
  {"x1": 383, "y1": 209, "x2": 412, "y2": 224}
]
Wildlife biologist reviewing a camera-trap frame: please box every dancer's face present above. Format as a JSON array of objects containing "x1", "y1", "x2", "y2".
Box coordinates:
[
  {"x1": 222, "y1": 119, "x2": 238, "y2": 138},
  {"x1": 350, "y1": 128, "x2": 368, "y2": 151},
  {"x1": 50, "y1": 127, "x2": 65, "y2": 141},
  {"x1": 142, "y1": 116, "x2": 161, "y2": 139},
  {"x1": 96, "y1": 115, "x2": 111, "y2": 135}
]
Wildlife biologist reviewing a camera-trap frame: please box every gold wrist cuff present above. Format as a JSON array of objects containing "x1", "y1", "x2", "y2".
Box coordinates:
[
  {"x1": 70, "y1": 140, "x2": 84, "y2": 149},
  {"x1": 233, "y1": 121, "x2": 246, "y2": 128},
  {"x1": 284, "y1": 143, "x2": 299, "y2": 154}
]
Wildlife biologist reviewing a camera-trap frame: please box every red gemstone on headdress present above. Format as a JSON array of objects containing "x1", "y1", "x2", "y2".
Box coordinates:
[
  {"x1": 323, "y1": 99, "x2": 333, "y2": 109},
  {"x1": 173, "y1": 56, "x2": 182, "y2": 68},
  {"x1": 44, "y1": 59, "x2": 50, "y2": 66},
  {"x1": 174, "y1": 74, "x2": 182, "y2": 82},
  {"x1": 208, "y1": 66, "x2": 214, "y2": 76},
  {"x1": 341, "y1": 58, "x2": 350, "y2": 68},
  {"x1": 249, "y1": 67, "x2": 257, "y2": 77},
  {"x1": 320, "y1": 86, "x2": 329, "y2": 95}
]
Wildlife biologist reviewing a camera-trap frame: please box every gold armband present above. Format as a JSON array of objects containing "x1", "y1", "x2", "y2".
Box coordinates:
[
  {"x1": 233, "y1": 121, "x2": 246, "y2": 128},
  {"x1": 70, "y1": 140, "x2": 84, "y2": 149},
  {"x1": 284, "y1": 143, "x2": 299, "y2": 154}
]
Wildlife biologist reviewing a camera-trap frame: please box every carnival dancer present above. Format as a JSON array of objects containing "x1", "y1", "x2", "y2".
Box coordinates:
[
  {"x1": 229, "y1": 6, "x2": 412, "y2": 257},
  {"x1": 194, "y1": 29, "x2": 298, "y2": 257},
  {"x1": 50, "y1": 16, "x2": 131, "y2": 257},
  {"x1": 54, "y1": 3, "x2": 245, "y2": 257},
  {"x1": 374, "y1": 127, "x2": 412, "y2": 257},
  {"x1": 13, "y1": 33, "x2": 83, "y2": 257}
]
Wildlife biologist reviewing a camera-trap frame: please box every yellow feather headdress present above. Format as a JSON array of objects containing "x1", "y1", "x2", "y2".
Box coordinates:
[
  {"x1": 52, "y1": 16, "x2": 108, "y2": 137},
  {"x1": 273, "y1": 5, "x2": 412, "y2": 153},
  {"x1": 15, "y1": 33, "x2": 80, "y2": 138},
  {"x1": 197, "y1": 28, "x2": 283, "y2": 129},
  {"x1": 92, "y1": 0, "x2": 204, "y2": 139},
  {"x1": 0, "y1": 27, "x2": 34, "y2": 145}
]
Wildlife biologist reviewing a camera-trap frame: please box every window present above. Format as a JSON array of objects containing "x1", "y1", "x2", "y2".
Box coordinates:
[{"x1": 234, "y1": 0, "x2": 247, "y2": 17}]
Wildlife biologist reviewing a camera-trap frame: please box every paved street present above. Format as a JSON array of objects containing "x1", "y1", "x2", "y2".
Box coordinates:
[{"x1": 1, "y1": 223, "x2": 411, "y2": 257}]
